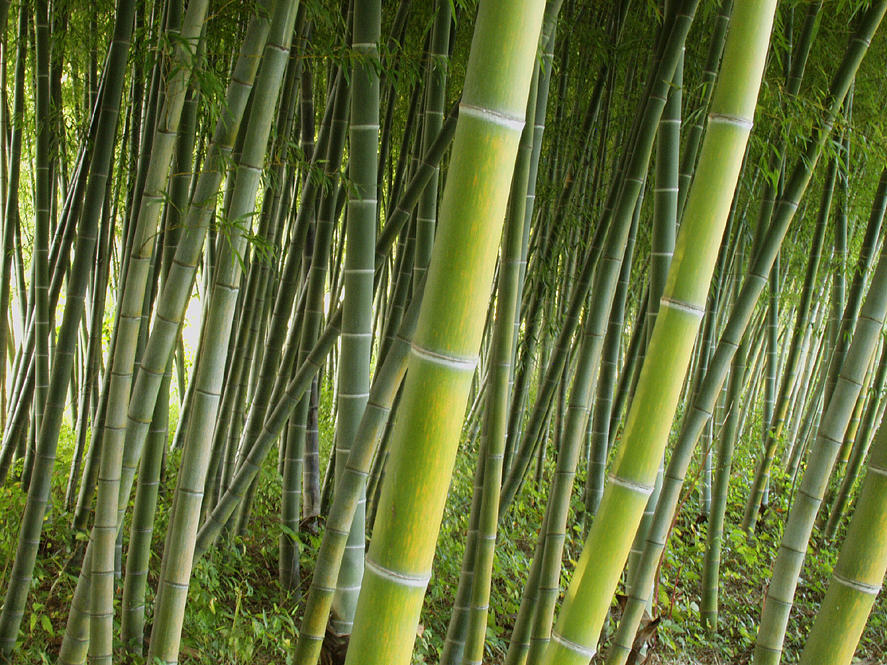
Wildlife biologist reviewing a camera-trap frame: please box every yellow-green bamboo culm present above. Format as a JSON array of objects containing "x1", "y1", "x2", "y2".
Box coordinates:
[
  {"x1": 607, "y1": 3, "x2": 887, "y2": 659},
  {"x1": 754, "y1": 149, "x2": 887, "y2": 665},
  {"x1": 535, "y1": 1, "x2": 777, "y2": 662},
  {"x1": 796, "y1": 414, "x2": 887, "y2": 665},
  {"x1": 339, "y1": 2, "x2": 546, "y2": 663}
]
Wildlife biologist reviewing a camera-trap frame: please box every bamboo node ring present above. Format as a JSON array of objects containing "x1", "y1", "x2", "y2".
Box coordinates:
[{"x1": 551, "y1": 631, "x2": 597, "y2": 658}]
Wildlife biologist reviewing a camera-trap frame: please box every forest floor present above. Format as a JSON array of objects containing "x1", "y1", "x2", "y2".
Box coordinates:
[{"x1": 2, "y1": 400, "x2": 885, "y2": 664}]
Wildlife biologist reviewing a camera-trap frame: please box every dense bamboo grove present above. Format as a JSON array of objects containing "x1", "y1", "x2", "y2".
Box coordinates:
[{"x1": 1, "y1": 0, "x2": 887, "y2": 664}]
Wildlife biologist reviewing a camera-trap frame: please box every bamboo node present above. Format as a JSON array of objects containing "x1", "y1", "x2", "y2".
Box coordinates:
[
  {"x1": 708, "y1": 113, "x2": 753, "y2": 130},
  {"x1": 364, "y1": 557, "x2": 430, "y2": 588},
  {"x1": 551, "y1": 631, "x2": 597, "y2": 658},
  {"x1": 868, "y1": 463, "x2": 887, "y2": 477},
  {"x1": 832, "y1": 573, "x2": 882, "y2": 595},
  {"x1": 607, "y1": 474, "x2": 655, "y2": 496},
  {"x1": 411, "y1": 342, "x2": 477, "y2": 371},
  {"x1": 660, "y1": 297, "x2": 705, "y2": 317},
  {"x1": 458, "y1": 103, "x2": 524, "y2": 131}
]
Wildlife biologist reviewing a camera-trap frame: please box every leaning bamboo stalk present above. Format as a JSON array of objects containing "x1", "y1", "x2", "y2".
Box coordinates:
[
  {"x1": 463, "y1": 61, "x2": 544, "y2": 665},
  {"x1": 537, "y1": 2, "x2": 776, "y2": 662},
  {"x1": 630, "y1": 27, "x2": 687, "y2": 571},
  {"x1": 53, "y1": 3, "x2": 227, "y2": 661},
  {"x1": 411, "y1": 0, "x2": 449, "y2": 286},
  {"x1": 86, "y1": 1, "x2": 209, "y2": 660},
  {"x1": 754, "y1": 185, "x2": 887, "y2": 665},
  {"x1": 745, "y1": 165, "x2": 887, "y2": 530},
  {"x1": 197, "y1": 111, "x2": 459, "y2": 546},
  {"x1": 119, "y1": 14, "x2": 270, "y2": 649},
  {"x1": 529, "y1": 203, "x2": 642, "y2": 665},
  {"x1": 0, "y1": 2, "x2": 25, "y2": 448},
  {"x1": 145, "y1": 4, "x2": 299, "y2": 661},
  {"x1": 216, "y1": 71, "x2": 338, "y2": 502},
  {"x1": 291, "y1": 276, "x2": 424, "y2": 665},
  {"x1": 116, "y1": 0, "x2": 272, "y2": 538},
  {"x1": 0, "y1": 4, "x2": 26, "y2": 476},
  {"x1": 609, "y1": 6, "x2": 885, "y2": 659},
  {"x1": 500, "y1": 0, "x2": 698, "y2": 513},
  {"x1": 676, "y1": 0, "x2": 732, "y2": 215},
  {"x1": 796, "y1": 413, "x2": 887, "y2": 665},
  {"x1": 825, "y1": 339, "x2": 887, "y2": 538}
]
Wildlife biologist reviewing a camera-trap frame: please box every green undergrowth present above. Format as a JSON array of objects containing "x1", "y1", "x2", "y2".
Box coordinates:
[{"x1": 1, "y1": 401, "x2": 885, "y2": 664}]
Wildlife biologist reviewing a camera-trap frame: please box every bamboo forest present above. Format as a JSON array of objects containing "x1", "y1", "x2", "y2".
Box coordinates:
[{"x1": 3, "y1": 0, "x2": 887, "y2": 663}]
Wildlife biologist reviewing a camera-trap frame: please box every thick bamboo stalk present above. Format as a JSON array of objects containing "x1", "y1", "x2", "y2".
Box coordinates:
[
  {"x1": 463, "y1": 58, "x2": 543, "y2": 665},
  {"x1": 339, "y1": 2, "x2": 545, "y2": 662},
  {"x1": 754, "y1": 199, "x2": 887, "y2": 665},
  {"x1": 797, "y1": 415, "x2": 887, "y2": 665},
  {"x1": 291, "y1": 277, "x2": 424, "y2": 665},
  {"x1": 537, "y1": 2, "x2": 775, "y2": 661},
  {"x1": 30, "y1": 0, "x2": 51, "y2": 492},
  {"x1": 607, "y1": 7, "x2": 884, "y2": 660}
]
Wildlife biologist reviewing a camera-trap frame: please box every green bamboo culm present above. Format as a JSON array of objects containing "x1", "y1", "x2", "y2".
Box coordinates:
[
  {"x1": 30, "y1": 0, "x2": 51, "y2": 493},
  {"x1": 751, "y1": 7, "x2": 887, "y2": 663},
  {"x1": 119, "y1": 5, "x2": 276, "y2": 650},
  {"x1": 340, "y1": 2, "x2": 546, "y2": 663},
  {"x1": 700, "y1": 336, "x2": 748, "y2": 632},
  {"x1": 462, "y1": 54, "x2": 544, "y2": 665},
  {"x1": 608, "y1": 4, "x2": 887, "y2": 657},
  {"x1": 290, "y1": 277, "x2": 424, "y2": 665},
  {"x1": 753, "y1": 174, "x2": 887, "y2": 665},
  {"x1": 328, "y1": 0, "x2": 381, "y2": 632},
  {"x1": 192, "y1": 108, "x2": 459, "y2": 560},
  {"x1": 412, "y1": 0, "x2": 450, "y2": 286},
  {"x1": 796, "y1": 415, "x2": 887, "y2": 665},
  {"x1": 535, "y1": 2, "x2": 777, "y2": 662},
  {"x1": 0, "y1": 3, "x2": 26, "y2": 457},
  {"x1": 825, "y1": 338, "x2": 887, "y2": 539},
  {"x1": 500, "y1": 0, "x2": 697, "y2": 518},
  {"x1": 744, "y1": 163, "x2": 887, "y2": 532}
]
